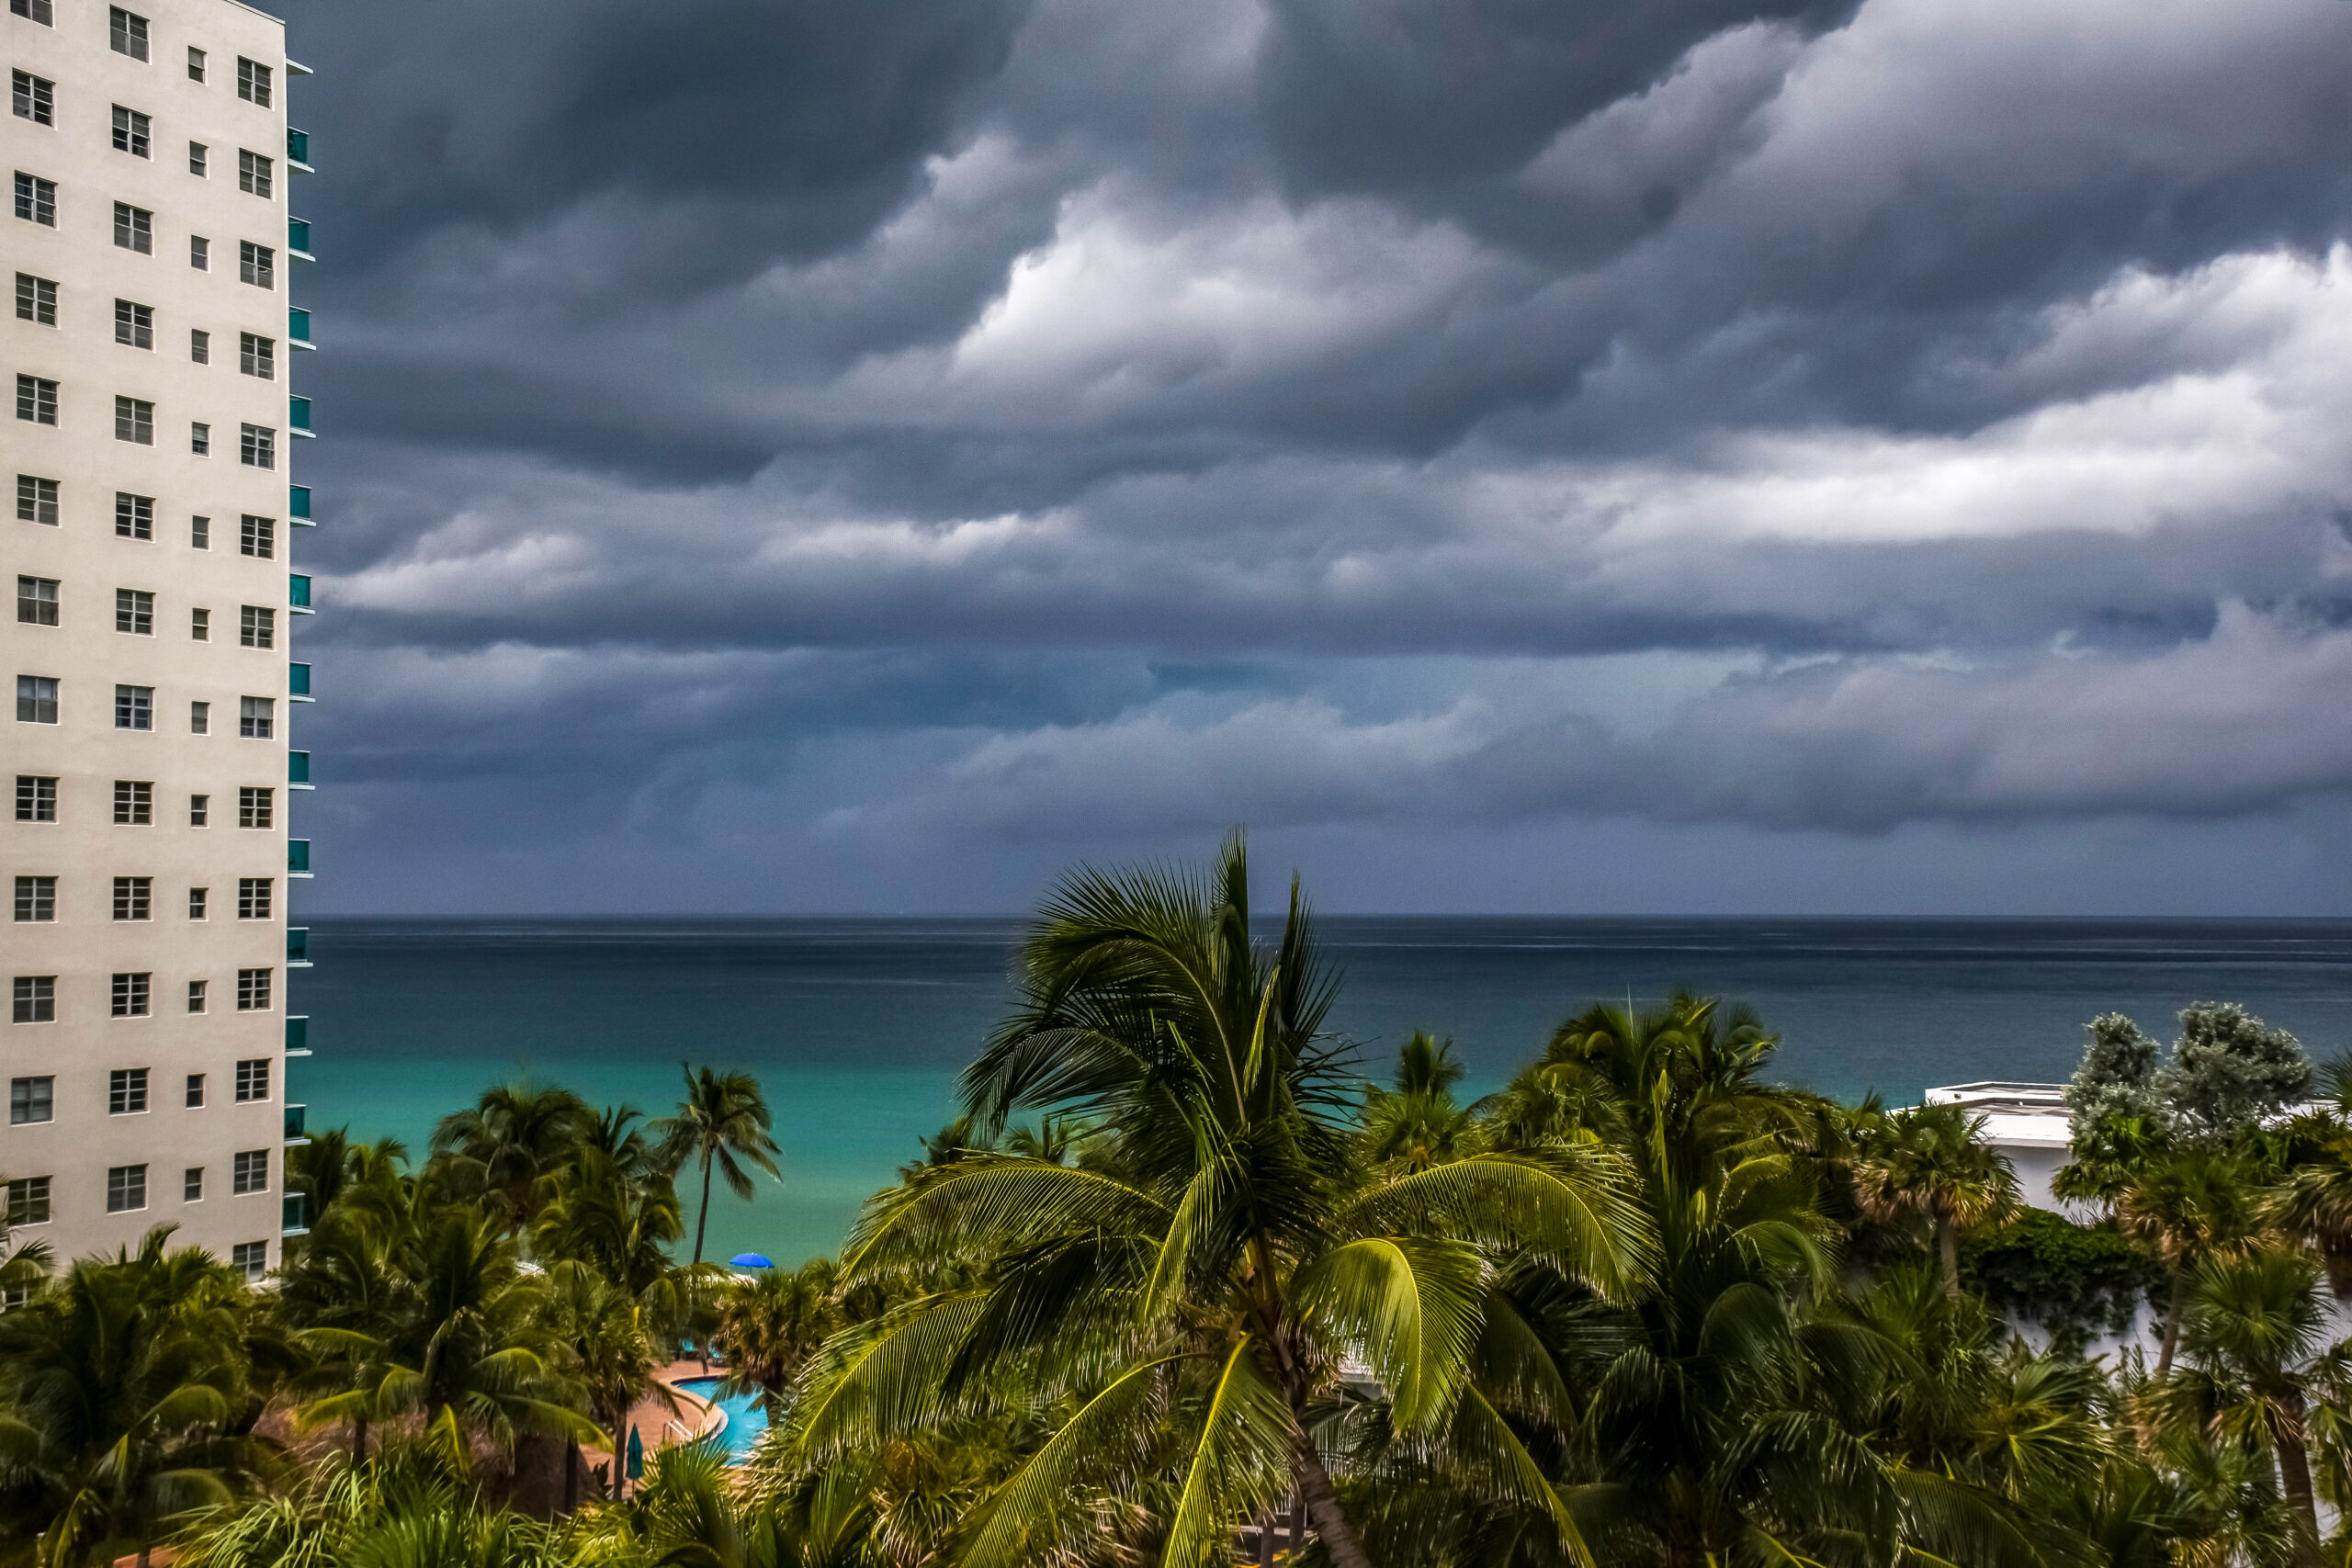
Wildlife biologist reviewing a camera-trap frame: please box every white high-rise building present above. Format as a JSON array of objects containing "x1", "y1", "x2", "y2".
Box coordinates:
[{"x1": 4, "y1": 0, "x2": 312, "y2": 1278}]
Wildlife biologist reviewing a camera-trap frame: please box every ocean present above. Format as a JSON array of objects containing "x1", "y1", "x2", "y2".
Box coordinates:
[{"x1": 290, "y1": 917, "x2": 2352, "y2": 1265}]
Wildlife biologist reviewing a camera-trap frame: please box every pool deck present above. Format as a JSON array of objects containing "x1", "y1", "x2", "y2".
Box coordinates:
[{"x1": 582, "y1": 1359, "x2": 729, "y2": 1487}]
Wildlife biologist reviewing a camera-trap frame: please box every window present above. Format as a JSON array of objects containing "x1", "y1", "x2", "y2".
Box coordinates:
[
  {"x1": 113, "y1": 684, "x2": 151, "y2": 730},
  {"x1": 232, "y1": 1149, "x2": 267, "y2": 1194},
  {"x1": 112, "y1": 780, "x2": 151, "y2": 823},
  {"x1": 187, "y1": 140, "x2": 206, "y2": 176},
  {"x1": 17, "y1": 675, "x2": 57, "y2": 723},
  {"x1": 14, "y1": 272, "x2": 54, "y2": 323},
  {"x1": 239, "y1": 605, "x2": 273, "y2": 649},
  {"x1": 239, "y1": 696, "x2": 272, "y2": 739},
  {"x1": 113, "y1": 202, "x2": 152, "y2": 254},
  {"x1": 16, "y1": 375, "x2": 56, "y2": 423},
  {"x1": 238, "y1": 424, "x2": 273, "y2": 468},
  {"x1": 15, "y1": 776, "x2": 54, "y2": 821},
  {"x1": 114, "y1": 299, "x2": 153, "y2": 348},
  {"x1": 116, "y1": 588, "x2": 153, "y2": 635},
  {"x1": 10, "y1": 0, "x2": 52, "y2": 25},
  {"x1": 189, "y1": 234, "x2": 207, "y2": 270},
  {"x1": 108, "y1": 8, "x2": 147, "y2": 61},
  {"x1": 189, "y1": 422, "x2": 208, "y2": 455},
  {"x1": 17, "y1": 575, "x2": 56, "y2": 626},
  {"x1": 17, "y1": 475, "x2": 57, "y2": 523},
  {"x1": 239, "y1": 514, "x2": 273, "y2": 557},
  {"x1": 112, "y1": 876, "x2": 151, "y2": 920},
  {"x1": 187, "y1": 42, "x2": 206, "y2": 78},
  {"x1": 231, "y1": 1240, "x2": 266, "y2": 1280},
  {"x1": 11, "y1": 69, "x2": 49, "y2": 125},
  {"x1": 188, "y1": 795, "x2": 208, "y2": 828},
  {"x1": 233, "y1": 1058, "x2": 269, "y2": 1101},
  {"x1": 114, "y1": 396, "x2": 153, "y2": 445},
  {"x1": 235, "y1": 877, "x2": 270, "y2": 919},
  {"x1": 111, "y1": 106, "x2": 150, "y2": 159},
  {"x1": 236, "y1": 149, "x2": 271, "y2": 198},
  {"x1": 110, "y1": 971, "x2": 148, "y2": 1016},
  {"x1": 186, "y1": 977, "x2": 205, "y2": 1011},
  {"x1": 238, "y1": 787, "x2": 272, "y2": 828},
  {"x1": 107, "y1": 1165, "x2": 147, "y2": 1213},
  {"x1": 235, "y1": 967, "x2": 270, "y2": 1010},
  {"x1": 189, "y1": 328, "x2": 209, "y2": 363},
  {"x1": 187, "y1": 885, "x2": 206, "y2": 918},
  {"x1": 9, "y1": 1077, "x2": 51, "y2": 1124},
  {"x1": 14, "y1": 171, "x2": 54, "y2": 225},
  {"x1": 191, "y1": 608, "x2": 210, "y2": 642},
  {"x1": 190, "y1": 514, "x2": 209, "y2": 547},
  {"x1": 185, "y1": 1072, "x2": 204, "y2": 1107},
  {"x1": 116, "y1": 493, "x2": 153, "y2": 538},
  {"x1": 236, "y1": 57, "x2": 271, "y2": 106},
  {"x1": 12, "y1": 975, "x2": 54, "y2": 1022},
  {"x1": 184, "y1": 1167, "x2": 202, "y2": 1201},
  {"x1": 190, "y1": 699, "x2": 207, "y2": 735},
  {"x1": 12, "y1": 876, "x2": 53, "y2": 921},
  {"x1": 6, "y1": 1177, "x2": 50, "y2": 1227},
  {"x1": 238, "y1": 241, "x2": 273, "y2": 288},
  {"x1": 238, "y1": 333, "x2": 274, "y2": 379},
  {"x1": 108, "y1": 1066, "x2": 148, "y2": 1113}
]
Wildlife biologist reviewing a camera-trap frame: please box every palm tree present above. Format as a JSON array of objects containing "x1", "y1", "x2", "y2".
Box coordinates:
[
  {"x1": 0, "y1": 1230, "x2": 276, "y2": 1567},
  {"x1": 174, "y1": 1443, "x2": 568, "y2": 1568},
  {"x1": 805, "y1": 834, "x2": 1651, "y2": 1568},
  {"x1": 1853, "y1": 1101, "x2": 2020, "y2": 1294},
  {"x1": 2117, "y1": 1147, "x2": 2265, "y2": 1379},
  {"x1": 652, "y1": 1066, "x2": 782, "y2": 1270},
  {"x1": 1361, "y1": 1032, "x2": 1483, "y2": 1174},
  {"x1": 543, "y1": 1261, "x2": 674, "y2": 1510},
  {"x1": 713, "y1": 1259, "x2": 842, "y2": 1416},
  {"x1": 430, "y1": 1080, "x2": 595, "y2": 1234}
]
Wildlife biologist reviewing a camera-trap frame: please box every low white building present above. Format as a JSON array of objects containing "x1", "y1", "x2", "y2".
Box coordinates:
[{"x1": 1923, "y1": 1080, "x2": 2079, "y2": 1213}]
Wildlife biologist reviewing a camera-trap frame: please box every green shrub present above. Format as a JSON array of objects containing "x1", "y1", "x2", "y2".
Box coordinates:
[{"x1": 1958, "y1": 1206, "x2": 2163, "y2": 1355}]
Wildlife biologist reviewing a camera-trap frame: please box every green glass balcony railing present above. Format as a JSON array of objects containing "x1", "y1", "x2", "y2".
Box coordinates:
[
  {"x1": 289, "y1": 483, "x2": 312, "y2": 523},
  {"x1": 288, "y1": 927, "x2": 311, "y2": 965},
  {"x1": 285, "y1": 1103, "x2": 307, "y2": 1142},
  {"x1": 287, "y1": 126, "x2": 311, "y2": 168},
  {"x1": 288, "y1": 216, "x2": 312, "y2": 258},
  {"x1": 289, "y1": 750, "x2": 311, "y2": 787},
  {"x1": 289, "y1": 661, "x2": 312, "y2": 699},
  {"x1": 289, "y1": 306, "x2": 313, "y2": 348},
  {"x1": 285, "y1": 1014, "x2": 310, "y2": 1055},
  {"x1": 288, "y1": 839, "x2": 311, "y2": 876},
  {"x1": 283, "y1": 1193, "x2": 307, "y2": 1235},
  {"x1": 289, "y1": 395, "x2": 313, "y2": 436},
  {"x1": 288, "y1": 572, "x2": 312, "y2": 612}
]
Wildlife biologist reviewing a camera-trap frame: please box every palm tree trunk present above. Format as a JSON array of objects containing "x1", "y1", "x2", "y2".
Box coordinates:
[
  {"x1": 1936, "y1": 1211, "x2": 1959, "y2": 1297},
  {"x1": 694, "y1": 1150, "x2": 713, "y2": 1269},
  {"x1": 2155, "y1": 1269, "x2": 2188, "y2": 1379},
  {"x1": 1293, "y1": 1429, "x2": 1374, "y2": 1568},
  {"x1": 353, "y1": 1412, "x2": 368, "y2": 1463},
  {"x1": 565, "y1": 1439, "x2": 581, "y2": 1515},
  {"x1": 2277, "y1": 1395, "x2": 2324, "y2": 1568}
]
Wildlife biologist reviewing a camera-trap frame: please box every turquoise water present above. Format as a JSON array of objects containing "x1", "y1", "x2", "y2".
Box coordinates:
[
  {"x1": 675, "y1": 1376, "x2": 768, "y2": 1462},
  {"x1": 287, "y1": 917, "x2": 2352, "y2": 1265}
]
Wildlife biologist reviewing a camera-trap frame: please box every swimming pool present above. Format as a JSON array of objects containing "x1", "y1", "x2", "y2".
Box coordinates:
[{"x1": 674, "y1": 1376, "x2": 771, "y2": 1463}]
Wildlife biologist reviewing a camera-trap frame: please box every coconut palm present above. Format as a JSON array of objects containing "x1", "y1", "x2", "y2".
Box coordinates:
[
  {"x1": 174, "y1": 1444, "x2": 567, "y2": 1568},
  {"x1": 652, "y1": 1066, "x2": 783, "y2": 1270},
  {"x1": 1853, "y1": 1101, "x2": 2021, "y2": 1294},
  {"x1": 430, "y1": 1081, "x2": 596, "y2": 1234},
  {"x1": 805, "y1": 835, "x2": 1651, "y2": 1568},
  {"x1": 714, "y1": 1259, "x2": 843, "y2": 1416},
  {"x1": 0, "y1": 1230, "x2": 276, "y2": 1567},
  {"x1": 1361, "y1": 1032, "x2": 1483, "y2": 1174},
  {"x1": 543, "y1": 1261, "x2": 673, "y2": 1511},
  {"x1": 534, "y1": 1145, "x2": 689, "y2": 1330}
]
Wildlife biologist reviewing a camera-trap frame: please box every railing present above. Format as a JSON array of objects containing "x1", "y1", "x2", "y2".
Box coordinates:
[
  {"x1": 284, "y1": 1103, "x2": 307, "y2": 1142},
  {"x1": 289, "y1": 661, "x2": 312, "y2": 700},
  {"x1": 289, "y1": 482, "x2": 312, "y2": 523},
  {"x1": 288, "y1": 839, "x2": 311, "y2": 876},
  {"x1": 288, "y1": 927, "x2": 311, "y2": 965},
  {"x1": 285, "y1": 1014, "x2": 310, "y2": 1055},
  {"x1": 288, "y1": 750, "x2": 311, "y2": 787},
  {"x1": 282, "y1": 1193, "x2": 307, "y2": 1235},
  {"x1": 288, "y1": 216, "x2": 312, "y2": 258},
  {"x1": 288, "y1": 306, "x2": 312, "y2": 348},
  {"x1": 288, "y1": 573, "x2": 312, "y2": 612},
  {"x1": 288, "y1": 395, "x2": 313, "y2": 435},
  {"x1": 286, "y1": 126, "x2": 311, "y2": 168}
]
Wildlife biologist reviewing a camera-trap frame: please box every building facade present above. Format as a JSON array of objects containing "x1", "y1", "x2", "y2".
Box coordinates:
[{"x1": 5, "y1": 0, "x2": 311, "y2": 1276}]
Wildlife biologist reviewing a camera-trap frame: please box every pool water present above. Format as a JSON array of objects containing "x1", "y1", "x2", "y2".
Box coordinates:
[{"x1": 674, "y1": 1376, "x2": 771, "y2": 1463}]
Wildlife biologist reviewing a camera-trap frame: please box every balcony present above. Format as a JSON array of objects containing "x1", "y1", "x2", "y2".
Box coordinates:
[
  {"x1": 289, "y1": 306, "x2": 313, "y2": 350},
  {"x1": 288, "y1": 216, "x2": 313, "y2": 261},
  {"x1": 288, "y1": 750, "x2": 312, "y2": 789},
  {"x1": 289, "y1": 572, "x2": 312, "y2": 614},
  {"x1": 288, "y1": 839, "x2": 311, "y2": 878},
  {"x1": 289, "y1": 395, "x2": 314, "y2": 438},
  {"x1": 289, "y1": 483, "x2": 313, "y2": 525},
  {"x1": 288, "y1": 927, "x2": 311, "y2": 967},
  {"x1": 287, "y1": 126, "x2": 312, "y2": 172},
  {"x1": 285, "y1": 1014, "x2": 311, "y2": 1057},
  {"x1": 282, "y1": 1193, "x2": 307, "y2": 1236},
  {"x1": 284, "y1": 1102, "x2": 308, "y2": 1144},
  {"x1": 289, "y1": 661, "x2": 313, "y2": 702}
]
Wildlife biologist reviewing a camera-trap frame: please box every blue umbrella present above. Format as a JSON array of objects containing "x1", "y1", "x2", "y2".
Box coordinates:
[
  {"x1": 728, "y1": 1252, "x2": 774, "y2": 1269},
  {"x1": 626, "y1": 1425, "x2": 644, "y2": 1482}
]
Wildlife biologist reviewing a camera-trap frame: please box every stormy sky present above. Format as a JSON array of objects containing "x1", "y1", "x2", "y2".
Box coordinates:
[{"x1": 277, "y1": 0, "x2": 2352, "y2": 915}]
